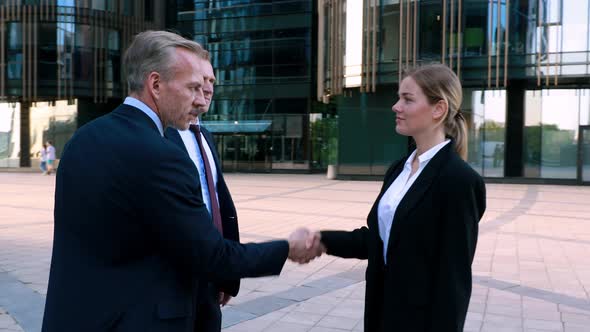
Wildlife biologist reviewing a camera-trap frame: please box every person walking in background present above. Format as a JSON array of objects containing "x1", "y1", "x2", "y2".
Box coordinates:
[
  {"x1": 45, "y1": 141, "x2": 56, "y2": 175},
  {"x1": 39, "y1": 143, "x2": 48, "y2": 174},
  {"x1": 42, "y1": 30, "x2": 322, "y2": 332},
  {"x1": 315, "y1": 64, "x2": 486, "y2": 332},
  {"x1": 165, "y1": 57, "x2": 238, "y2": 332}
]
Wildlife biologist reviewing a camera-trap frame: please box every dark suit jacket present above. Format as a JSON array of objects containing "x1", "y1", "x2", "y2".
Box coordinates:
[
  {"x1": 165, "y1": 126, "x2": 240, "y2": 297},
  {"x1": 321, "y1": 142, "x2": 486, "y2": 332},
  {"x1": 42, "y1": 104, "x2": 289, "y2": 332}
]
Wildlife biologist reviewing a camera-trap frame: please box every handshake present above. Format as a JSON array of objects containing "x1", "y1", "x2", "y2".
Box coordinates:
[{"x1": 287, "y1": 228, "x2": 326, "y2": 264}]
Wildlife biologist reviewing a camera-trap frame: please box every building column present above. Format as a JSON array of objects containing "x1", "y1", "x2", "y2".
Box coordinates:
[
  {"x1": 505, "y1": 79, "x2": 526, "y2": 177},
  {"x1": 19, "y1": 100, "x2": 31, "y2": 167}
]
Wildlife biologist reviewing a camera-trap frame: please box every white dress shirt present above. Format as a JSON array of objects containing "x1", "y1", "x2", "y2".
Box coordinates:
[
  {"x1": 123, "y1": 96, "x2": 164, "y2": 136},
  {"x1": 177, "y1": 121, "x2": 219, "y2": 215},
  {"x1": 378, "y1": 140, "x2": 451, "y2": 263}
]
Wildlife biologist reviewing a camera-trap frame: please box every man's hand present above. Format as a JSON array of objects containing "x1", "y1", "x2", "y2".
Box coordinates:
[
  {"x1": 218, "y1": 292, "x2": 232, "y2": 307},
  {"x1": 288, "y1": 228, "x2": 326, "y2": 264}
]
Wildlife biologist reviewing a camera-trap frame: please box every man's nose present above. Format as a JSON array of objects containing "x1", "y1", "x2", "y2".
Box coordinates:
[
  {"x1": 194, "y1": 89, "x2": 206, "y2": 106},
  {"x1": 203, "y1": 84, "x2": 213, "y2": 97}
]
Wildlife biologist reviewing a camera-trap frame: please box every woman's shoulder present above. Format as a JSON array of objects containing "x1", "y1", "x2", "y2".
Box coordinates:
[{"x1": 439, "y1": 152, "x2": 484, "y2": 187}]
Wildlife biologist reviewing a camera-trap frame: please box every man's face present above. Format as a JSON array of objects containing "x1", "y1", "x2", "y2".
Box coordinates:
[
  {"x1": 199, "y1": 59, "x2": 216, "y2": 115},
  {"x1": 157, "y1": 48, "x2": 206, "y2": 130}
]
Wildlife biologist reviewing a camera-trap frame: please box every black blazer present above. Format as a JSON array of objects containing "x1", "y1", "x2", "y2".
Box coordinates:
[
  {"x1": 42, "y1": 104, "x2": 289, "y2": 332},
  {"x1": 321, "y1": 142, "x2": 486, "y2": 332},
  {"x1": 165, "y1": 126, "x2": 240, "y2": 296}
]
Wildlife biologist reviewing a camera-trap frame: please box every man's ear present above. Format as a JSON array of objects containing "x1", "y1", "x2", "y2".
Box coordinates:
[
  {"x1": 432, "y1": 99, "x2": 448, "y2": 121},
  {"x1": 147, "y1": 72, "x2": 161, "y2": 97}
]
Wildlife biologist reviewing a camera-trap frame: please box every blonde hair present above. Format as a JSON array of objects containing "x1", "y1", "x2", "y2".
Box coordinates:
[
  {"x1": 404, "y1": 64, "x2": 468, "y2": 160},
  {"x1": 123, "y1": 30, "x2": 210, "y2": 92}
]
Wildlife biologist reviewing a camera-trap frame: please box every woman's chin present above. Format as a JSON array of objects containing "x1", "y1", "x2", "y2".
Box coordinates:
[{"x1": 395, "y1": 126, "x2": 409, "y2": 136}]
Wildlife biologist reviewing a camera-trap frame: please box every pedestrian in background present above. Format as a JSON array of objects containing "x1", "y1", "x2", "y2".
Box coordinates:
[
  {"x1": 39, "y1": 143, "x2": 48, "y2": 174},
  {"x1": 45, "y1": 141, "x2": 56, "y2": 175}
]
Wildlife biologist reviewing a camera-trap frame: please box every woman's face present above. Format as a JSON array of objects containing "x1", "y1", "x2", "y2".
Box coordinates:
[{"x1": 391, "y1": 76, "x2": 441, "y2": 137}]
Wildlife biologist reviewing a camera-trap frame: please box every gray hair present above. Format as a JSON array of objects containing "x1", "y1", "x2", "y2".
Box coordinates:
[{"x1": 123, "y1": 30, "x2": 210, "y2": 92}]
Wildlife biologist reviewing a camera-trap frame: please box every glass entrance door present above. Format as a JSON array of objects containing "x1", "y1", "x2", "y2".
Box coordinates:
[
  {"x1": 217, "y1": 134, "x2": 271, "y2": 173},
  {"x1": 579, "y1": 126, "x2": 590, "y2": 184}
]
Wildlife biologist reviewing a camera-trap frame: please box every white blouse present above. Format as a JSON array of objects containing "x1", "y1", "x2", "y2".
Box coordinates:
[{"x1": 377, "y1": 140, "x2": 450, "y2": 263}]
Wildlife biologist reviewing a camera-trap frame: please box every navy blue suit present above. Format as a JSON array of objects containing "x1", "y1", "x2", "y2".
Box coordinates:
[
  {"x1": 165, "y1": 126, "x2": 239, "y2": 332},
  {"x1": 42, "y1": 104, "x2": 289, "y2": 332}
]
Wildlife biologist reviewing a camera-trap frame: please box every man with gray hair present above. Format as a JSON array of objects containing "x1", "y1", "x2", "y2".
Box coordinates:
[
  {"x1": 165, "y1": 53, "x2": 238, "y2": 332},
  {"x1": 42, "y1": 30, "x2": 322, "y2": 332}
]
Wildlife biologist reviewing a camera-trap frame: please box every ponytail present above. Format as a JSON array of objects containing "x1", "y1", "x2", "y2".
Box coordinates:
[{"x1": 450, "y1": 112, "x2": 468, "y2": 160}]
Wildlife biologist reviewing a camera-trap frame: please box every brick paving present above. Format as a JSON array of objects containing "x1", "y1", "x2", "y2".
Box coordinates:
[{"x1": 0, "y1": 172, "x2": 590, "y2": 331}]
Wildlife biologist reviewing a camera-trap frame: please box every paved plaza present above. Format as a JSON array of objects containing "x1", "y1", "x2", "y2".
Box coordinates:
[{"x1": 1, "y1": 173, "x2": 590, "y2": 332}]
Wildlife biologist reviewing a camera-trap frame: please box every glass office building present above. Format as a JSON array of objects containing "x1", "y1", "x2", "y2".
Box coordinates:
[
  {"x1": 3, "y1": 0, "x2": 588, "y2": 183},
  {"x1": 319, "y1": 0, "x2": 590, "y2": 184},
  {"x1": 174, "y1": 0, "x2": 319, "y2": 172},
  {"x1": 0, "y1": 0, "x2": 164, "y2": 168}
]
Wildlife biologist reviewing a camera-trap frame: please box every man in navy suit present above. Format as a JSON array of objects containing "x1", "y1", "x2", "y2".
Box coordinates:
[
  {"x1": 42, "y1": 31, "x2": 321, "y2": 332},
  {"x1": 165, "y1": 57, "x2": 239, "y2": 332}
]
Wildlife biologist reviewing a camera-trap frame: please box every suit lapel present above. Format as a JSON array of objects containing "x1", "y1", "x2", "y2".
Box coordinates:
[
  {"x1": 164, "y1": 128, "x2": 189, "y2": 155},
  {"x1": 200, "y1": 127, "x2": 223, "y2": 175},
  {"x1": 386, "y1": 143, "x2": 453, "y2": 253},
  {"x1": 367, "y1": 158, "x2": 406, "y2": 230}
]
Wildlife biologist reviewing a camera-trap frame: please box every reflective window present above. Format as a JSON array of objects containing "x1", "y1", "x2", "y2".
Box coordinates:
[
  {"x1": 462, "y1": 2, "x2": 487, "y2": 57},
  {"x1": 39, "y1": 23, "x2": 58, "y2": 80},
  {"x1": 488, "y1": 0, "x2": 508, "y2": 57},
  {"x1": 177, "y1": 0, "x2": 312, "y2": 170},
  {"x1": 57, "y1": 0, "x2": 75, "y2": 7},
  {"x1": 0, "y1": 102, "x2": 21, "y2": 167},
  {"x1": 465, "y1": 90, "x2": 506, "y2": 177},
  {"x1": 7, "y1": 23, "x2": 22, "y2": 80},
  {"x1": 380, "y1": 1, "x2": 399, "y2": 63},
  {"x1": 29, "y1": 100, "x2": 77, "y2": 162},
  {"x1": 419, "y1": 1, "x2": 443, "y2": 61},
  {"x1": 92, "y1": 0, "x2": 106, "y2": 10},
  {"x1": 530, "y1": 0, "x2": 590, "y2": 77},
  {"x1": 74, "y1": 25, "x2": 93, "y2": 82},
  {"x1": 524, "y1": 89, "x2": 588, "y2": 179},
  {"x1": 106, "y1": 30, "x2": 121, "y2": 89},
  {"x1": 344, "y1": 0, "x2": 363, "y2": 87}
]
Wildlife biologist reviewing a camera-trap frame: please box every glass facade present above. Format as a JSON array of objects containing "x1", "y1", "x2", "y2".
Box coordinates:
[
  {"x1": 29, "y1": 100, "x2": 77, "y2": 163},
  {"x1": 0, "y1": 1, "x2": 162, "y2": 167},
  {"x1": 320, "y1": 0, "x2": 590, "y2": 183},
  {"x1": 3, "y1": 0, "x2": 590, "y2": 182},
  {"x1": 524, "y1": 89, "x2": 590, "y2": 179},
  {"x1": 0, "y1": 102, "x2": 20, "y2": 167},
  {"x1": 175, "y1": 0, "x2": 315, "y2": 172},
  {"x1": 465, "y1": 90, "x2": 506, "y2": 178}
]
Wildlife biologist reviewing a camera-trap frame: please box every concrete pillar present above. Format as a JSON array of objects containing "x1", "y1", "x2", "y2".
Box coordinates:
[
  {"x1": 505, "y1": 80, "x2": 526, "y2": 177},
  {"x1": 19, "y1": 100, "x2": 31, "y2": 167}
]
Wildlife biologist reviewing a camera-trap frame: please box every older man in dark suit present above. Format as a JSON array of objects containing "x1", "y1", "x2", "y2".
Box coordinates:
[
  {"x1": 42, "y1": 31, "x2": 321, "y2": 332},
  {"x1": 165, "y1": 57, "x2": 238, "y2": 332}
]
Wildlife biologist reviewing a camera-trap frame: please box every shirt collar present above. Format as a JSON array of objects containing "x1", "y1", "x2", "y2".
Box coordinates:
[
  {"x1": 123, "y1": 96, "x2": 164, "y2": 136},
  {"x1": 404, "y1": 139, "x2": 451, "y2": 168}
]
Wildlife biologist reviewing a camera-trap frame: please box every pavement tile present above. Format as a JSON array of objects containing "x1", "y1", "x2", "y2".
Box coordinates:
[{"x1": 3, "y1": 175, "x2": 590, "y2": 332}]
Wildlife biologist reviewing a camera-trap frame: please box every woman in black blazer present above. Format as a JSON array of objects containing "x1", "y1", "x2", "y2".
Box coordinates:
[{"x1": 319, "y1": 64, "x2": 486, "y2": 332}]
